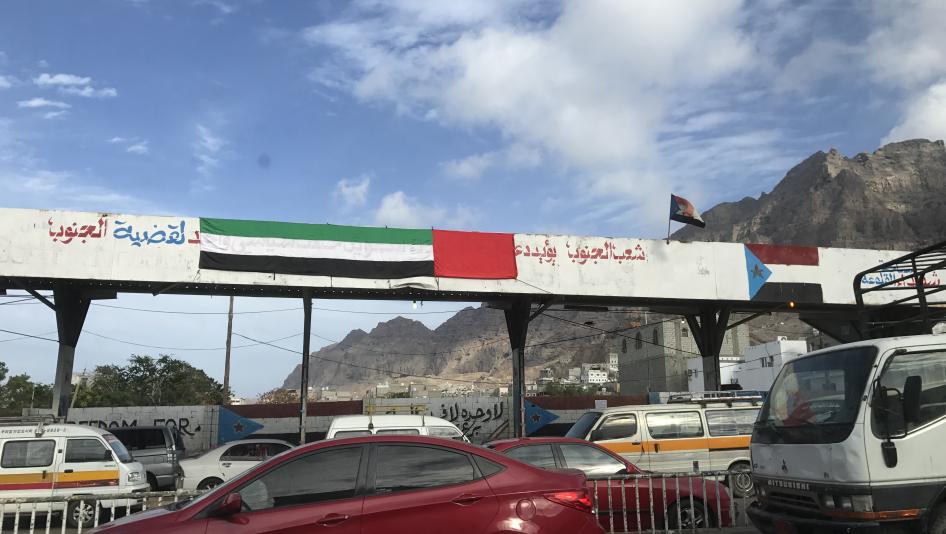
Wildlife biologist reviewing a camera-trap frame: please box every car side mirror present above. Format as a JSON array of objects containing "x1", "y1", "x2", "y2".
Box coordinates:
[
  {"x1": 103, "y1": 450, "x2": 114, "y2": 461},
  {"x1": 216, "y1": 493, "x2": 242, "y2": 517},
  {"x1": 589, "y1": 429, "x2": 604, "y2": 441},
  {"x1": 903, "y1": 375, "x2": 922, "y2": 425}
]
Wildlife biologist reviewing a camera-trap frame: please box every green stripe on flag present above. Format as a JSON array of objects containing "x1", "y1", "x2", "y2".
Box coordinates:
[{"x1": 200, "y1": 218, "x2": 433, "y2": 245}]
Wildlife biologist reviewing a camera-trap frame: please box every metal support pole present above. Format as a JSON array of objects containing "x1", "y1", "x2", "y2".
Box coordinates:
[
  {"x1": 685, "y1": 305, "x2": 731, "y2": 392},
  {"x1": 223, "y1": 296, "x2": 234, "y2": 404},
  {"x1": 299, "y1": 293, "x2": 312, "y2": 445},
  {"x1": 52, "y1": 288, "x2": 91, "y2": 417},
  {"x1": 504, "y1": 301, "x2": 531, "y2": 438}
]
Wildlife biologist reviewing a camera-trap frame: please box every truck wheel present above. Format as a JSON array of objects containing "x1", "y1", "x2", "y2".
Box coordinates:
[
  {"x1": 668, "y1": 500, "x2": 713, "y2": 530},
  {"x1": 66, "y1": 500, "x2": 97, "y2": 529},
  {"x1": 929, "y1": 504, "x2": 946, "y2": 534},
  {"x1": 728, "y1": 462, "x2": 754, "y2": 498},
  {"x1": 197, "y1": 477, "x2": 223, "y2": 490}
]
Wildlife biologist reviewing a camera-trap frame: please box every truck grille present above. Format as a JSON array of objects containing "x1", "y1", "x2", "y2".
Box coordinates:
[{"x1": 769, "y1": 490, "x2": 819, "y2": 511}]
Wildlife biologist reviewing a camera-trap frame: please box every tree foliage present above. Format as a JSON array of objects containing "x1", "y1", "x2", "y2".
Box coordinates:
[
  {"x1": 0, "y1": 362, "x2": 55, "y2": 416},
  {"x1": 74, "y1": 355, "x2": 224, "y2": 407},
  {"x1": 257, "y1": 387, "x2": 299, "y2": 404}
]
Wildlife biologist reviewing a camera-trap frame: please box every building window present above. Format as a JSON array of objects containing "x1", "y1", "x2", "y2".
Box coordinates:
[
  {"x1": 682, "y1": 327, "x2": 689, "y2": 337},
  {"x1": 622, "y1": 338, "x2": 627, "y2": 353},
  {"x1": 652, "y1": 329, "x2": 659, "y2": 346},
  {"x1": 635, "y1": 332, "x2": 642, "y2": 349}
]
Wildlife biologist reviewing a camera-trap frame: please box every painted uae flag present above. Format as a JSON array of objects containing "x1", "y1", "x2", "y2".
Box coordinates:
[{"x1": 198, "y1": 218, "x2": 517, "y2": 280}]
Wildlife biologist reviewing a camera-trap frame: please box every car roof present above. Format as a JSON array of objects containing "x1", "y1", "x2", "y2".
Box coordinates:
[
  {"x1": 329, "y1": 414, "x2": 458, "y2": 430},
  {"x1": 215, "y1": 439, "x2": 293, "y2": 449},
  {"x1": 783, "y1": 333, "x2": 946, "y2": 364},
  {"x1": 297, "y1": 434, "x2": 496, "y2": 457},
  {"x1": 0, "y1": 423, "x2": 112, "y2": 438},
  {"x1": 592, "y1": 401, "x2": 761, "y2": 415}
]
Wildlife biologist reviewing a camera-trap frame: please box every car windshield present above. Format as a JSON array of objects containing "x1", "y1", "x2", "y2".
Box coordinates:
[
  {"x1": 566, "y1": 412, "x2": 601, "y2": 439},
  {"x1": 755, "y1": 346, "x2": 877, "y2": 444},
  {"x1": 103, "y1": 434, "x2": 134, "y2": 463}
]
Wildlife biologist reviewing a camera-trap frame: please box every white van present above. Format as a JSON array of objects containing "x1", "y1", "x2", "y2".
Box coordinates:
[
  {"x1": 566, "y1": 399, "x2": 761, "y2": 496},
  {"x1": 326, "y1": 415, "x2": 469, "y2": 442},
  {"x1": 0, "y1": 419, "x2": 149, "y2": 528}
]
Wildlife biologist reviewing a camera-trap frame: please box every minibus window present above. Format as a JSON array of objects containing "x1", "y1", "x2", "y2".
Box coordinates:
[
  {"x1": 1, "y1": 440, "x2": 55, "y2": 468},
  {"x1": 66, "y1": 439, "x2": 110, "y2": 463},
  {"x1": 706, "y1": 409, "x2": 759, "y2": 436},
  {"x1": 566, "y1": 412, "x2": 602, "y2": 439},
  {"x1": 103, "y1": 434, "x2": 134, "y2": 463},
  {"x1": 646, "y1": 412, "x2": 703, "y2": 439},
  {"x1": 594, "y1": 414, "x2": 637, "y2": 440}
]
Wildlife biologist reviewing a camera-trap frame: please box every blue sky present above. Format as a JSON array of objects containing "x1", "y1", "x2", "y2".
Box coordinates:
[{"x1": 1, "y1": 0, "x2": 945, "y2": 398}]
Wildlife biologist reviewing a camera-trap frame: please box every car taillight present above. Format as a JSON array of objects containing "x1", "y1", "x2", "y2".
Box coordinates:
[{"x1": 544, "y1": 490, "x2": 593, "y2": 514}]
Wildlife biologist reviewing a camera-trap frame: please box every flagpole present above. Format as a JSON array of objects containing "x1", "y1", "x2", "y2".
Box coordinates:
[{"x1": 666, "y1": 216, "x2": 672, "y2": 245}]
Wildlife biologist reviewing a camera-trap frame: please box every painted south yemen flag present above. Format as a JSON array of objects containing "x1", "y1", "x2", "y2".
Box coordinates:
[{"x1": 199, "y1": 218, "x2": 517, "y2": 280}]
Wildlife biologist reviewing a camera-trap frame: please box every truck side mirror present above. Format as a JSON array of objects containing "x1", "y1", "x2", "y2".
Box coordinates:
[{"x1": 903, "y1": 375, "x2": 922, "y2": 425}]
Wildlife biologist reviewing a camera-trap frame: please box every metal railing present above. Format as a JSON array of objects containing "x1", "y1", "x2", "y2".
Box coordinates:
[
  {"x1": 0, "y1": 490, "x2": 204, "y2": 534},
  {"x1": 590, "y1": 470, "x2": 755, "y2": 533}
]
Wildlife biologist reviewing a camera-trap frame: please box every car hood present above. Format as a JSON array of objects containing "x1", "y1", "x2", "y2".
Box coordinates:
[{"x1": 89, "y1": 506, "x2": 177, "y2": 531}]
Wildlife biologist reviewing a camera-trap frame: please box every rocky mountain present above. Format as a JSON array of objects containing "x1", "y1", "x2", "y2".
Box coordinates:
[
  {"x1": 672, "y1": 139, "x2": 946, "y2": 249},
  {"x1": 282, "y1": 306, "x2": 645, "y2": 392},
  {"x1": 283, "y1": 139, "x2": 946, "y2": 393}
]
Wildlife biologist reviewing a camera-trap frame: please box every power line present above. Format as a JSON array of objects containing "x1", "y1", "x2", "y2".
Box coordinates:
[
  {"x1": 233, "y1": 332, "x2": 507, "y2": 386},
  {"x1": 0, "y1": 330, "x2": 58, "y2": 343},
  {"x1": 89, "y1": 302, "x2": 468, "y2": 316},
  {"x1": 82, "y1": 330, "x2": 303, "y2": 352},
  {"x1": 0, "y1": 298, "x2": 37, "y2": 306},
  {"x1": 540, "y1": 312, "x2": 703, "y2": 357},
  {"x1": 0, "y1": 328, "x2": 59, "y2": 344}
]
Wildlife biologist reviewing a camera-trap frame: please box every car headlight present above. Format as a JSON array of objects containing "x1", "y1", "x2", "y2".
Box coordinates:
[
  {"x1": 127, "y1": 472, "x2": 141, "y2": 482},
  {"x1": 851, "y1": 495, "x2": 873, "y2": 512}
]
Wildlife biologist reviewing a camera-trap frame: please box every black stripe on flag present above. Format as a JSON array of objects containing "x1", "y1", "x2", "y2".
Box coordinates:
[
  {"x1": 751, "y1": 282, "x2": 824, "y2": 304},
  {"x1": 199, "y1": 252, "x2": 435, "y2": 279}
]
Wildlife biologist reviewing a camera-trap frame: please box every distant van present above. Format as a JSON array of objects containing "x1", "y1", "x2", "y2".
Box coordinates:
[
  {"x1": 565, "y1": 399, "x2": 761, "y2": 497},
  {"x1": 326, "y1": 415, "x2": 469, "y2": 442},
  {"x1": 0, "y1": 419, "x2": 149, "y2": 528},
  {"x1": 109, "y1": 426, "x2": 185, "y2": 490}
]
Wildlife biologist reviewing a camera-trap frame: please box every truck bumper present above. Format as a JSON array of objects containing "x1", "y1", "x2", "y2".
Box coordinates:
[{"x1": 747, "y1": 503, "x2": 882, "y2": 533}]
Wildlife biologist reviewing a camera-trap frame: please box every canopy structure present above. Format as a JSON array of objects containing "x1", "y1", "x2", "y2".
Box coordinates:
[{"x1": 2, "y1": 208, "x2": 943, "y2": 436}]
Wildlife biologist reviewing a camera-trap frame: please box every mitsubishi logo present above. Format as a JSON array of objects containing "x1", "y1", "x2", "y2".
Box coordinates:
[{"x1": 781, "y1": 460, "x2": 788, "y2": 473}]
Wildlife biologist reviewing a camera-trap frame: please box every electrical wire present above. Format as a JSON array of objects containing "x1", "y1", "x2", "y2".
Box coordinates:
[
  {"x1": 0, "y1": 328, "x2": 59, "y2": 344},
  {"x1": 0, "y1": 330, "x2": 58, "y2": 343},
  {"x1": 78, "y1": 331, "x2": 304, "y2": 352}
]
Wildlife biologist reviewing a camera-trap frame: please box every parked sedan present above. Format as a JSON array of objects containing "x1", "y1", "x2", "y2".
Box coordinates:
[
  {"x1": 90, "y1": 435, "x2": 604, "y2": 534},
  {"x1": 180, "y1": 439, "x2": 293, "y2": 490},
  {"x1": 488, "y1": 437, "x2": 732, "y2": 531}
]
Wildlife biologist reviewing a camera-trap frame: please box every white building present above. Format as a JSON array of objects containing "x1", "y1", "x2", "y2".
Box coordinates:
[
  {"x1": 687, "y1": 338, "x2": 809, "y2": 392},
  {"x1": 582, "y1": 369, "x2": 609, "y2": 384}
]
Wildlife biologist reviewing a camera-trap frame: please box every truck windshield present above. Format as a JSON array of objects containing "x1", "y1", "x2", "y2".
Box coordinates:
[
  {"x1": 566, "y1": 412, "x2": 601, "y2": 439},
  {"x1": 755, "y1": 346, "x2": 877, "y2": 444}
]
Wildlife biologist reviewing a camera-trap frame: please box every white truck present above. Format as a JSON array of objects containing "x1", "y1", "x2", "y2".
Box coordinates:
[{"x1": 748, "y1": 330, "x2": 946, "y2": 533}]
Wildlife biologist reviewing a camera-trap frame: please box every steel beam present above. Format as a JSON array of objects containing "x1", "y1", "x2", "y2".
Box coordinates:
[
  {"x1": 505, "y1": 300, "x2": 531, "y2": 438},
  {"x1": 300, "y1": 292, "x2": 312, "y2": 444},
  {"x1": 52, "y1": 288, "x2": 91, "y2": 417}
]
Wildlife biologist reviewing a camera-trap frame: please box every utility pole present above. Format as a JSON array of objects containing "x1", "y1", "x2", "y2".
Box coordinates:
[
  {"x1": 223, "y1": 296, "x2": 234, "y2": 404},
  {"x1": 300, "y1": 293, "x2": 313, "y2": 445}
]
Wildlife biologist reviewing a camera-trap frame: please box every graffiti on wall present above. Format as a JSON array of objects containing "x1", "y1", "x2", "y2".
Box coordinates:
[
  {"x1": 48, "y1": 217, "x2": 107, "y2": 245},
  {"x1": 68, "y1": 417, "x2": 202, "y2": 436},
  {"x1": 45, "y1": 215, "x2": 201, "y2": 247},
  {"x1": 438, "y1": 400, "x2": 505, "y2": 438},
  {"x1": 515, "y1": 239, "x2": 647, "y2": 267}
]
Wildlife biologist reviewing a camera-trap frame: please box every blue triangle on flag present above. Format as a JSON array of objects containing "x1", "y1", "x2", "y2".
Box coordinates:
[
  {"x1": 744, "y1": 246, "x2": 772, "y2": 299},
  {"x1": 524, "y1": 400, "x2": 559, "y2": 435},
  {"x1": 218, "y1": 407, "x2": 264, "y2": 444}
]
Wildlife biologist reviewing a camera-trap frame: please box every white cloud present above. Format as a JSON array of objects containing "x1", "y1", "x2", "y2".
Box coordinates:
[
  {"x1": 42, "y1": 110, "x2": 68, "y2": 120},
  {"x1": 17, "y1": 98, "x2": 70, "y2": 109},
  {"x1": 883, "y1": 82, "x2": 946, "y2": 144},
  {"x1": 333, "y1": 175, "x2": 371, "y2": 208},
  {"x1": 193, "y1": 123, "x2": 226, "y2": 179},
  {"x1": 33, "y1": 72, "x2": 117, "y2": 98},
  {"x1": 373, "y1": 191, "x2": 480, "y2": 229},
  {"x1": 0, "y1": 76, "x2": 11, "y2": 89},
  {"x1": 440, "y1": 144, "x2": 542, "y2": 182},
  {"x1": 306, "y1": 0, "x2": 773, "y2": 235},
  {"x1": 34, "y1": 73, "x2": 91, "y2": 86},
  {"x1": 60, "y1": 85, "x2": 118, "y2": 98},
  {"x1": 126, "y1": 141, "x2": 150, "y2": 155},
  {"x1": 108, "y1": 136, "x2": 128, "y2": 144},
  {"x1": 865, "y1": 1, "x2": 946, "y2": 91}
]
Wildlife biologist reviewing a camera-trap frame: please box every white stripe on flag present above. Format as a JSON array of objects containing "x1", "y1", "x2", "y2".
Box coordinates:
[{"x1": 201, "y1": 233, "x2": 434, "y2": 262}]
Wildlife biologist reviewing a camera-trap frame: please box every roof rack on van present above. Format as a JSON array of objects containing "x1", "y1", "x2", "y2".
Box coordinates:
[
  {"x1": 667, "y1": 391, "x2": 764, "y2": 406},
  {"x1": 0, "y1": 414, "x2": 65, "y2": 437}
]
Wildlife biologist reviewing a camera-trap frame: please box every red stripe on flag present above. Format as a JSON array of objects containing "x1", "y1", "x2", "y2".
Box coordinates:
[
  {"x1": 433, "y1": 230, "x2": 517, "y2": 279},
  {"x1": 746, "y1": 243, "x2": 819, "y2": 266}
]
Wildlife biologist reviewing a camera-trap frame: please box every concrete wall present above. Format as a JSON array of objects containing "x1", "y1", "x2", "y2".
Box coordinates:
[{"x1": 67, "y1": 405, "x2": 218, "y2": 452}]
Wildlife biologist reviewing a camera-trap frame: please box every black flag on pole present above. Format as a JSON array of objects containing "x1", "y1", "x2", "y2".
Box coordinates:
[{"x1": 669, "y1": 194, "x2": 706, "y2": 228}]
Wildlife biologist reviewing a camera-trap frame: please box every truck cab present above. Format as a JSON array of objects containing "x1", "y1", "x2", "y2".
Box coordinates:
[{"x1": 748, "y1": 332, "x2": 946, "y2": 533}]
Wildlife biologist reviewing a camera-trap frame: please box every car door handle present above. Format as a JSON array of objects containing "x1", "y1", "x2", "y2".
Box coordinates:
[
  {"x1": 64, "y1": 469, "x2": 74, "y2": 473},
  {"x1": 452, "y1": 494, "x2": 484, "y2": 506},
  {"x1": 316, "y1": 514, "x2": 350, "y2": 526},
  {"x1": 221, "y1": 462, "x2": 232, "y2": 468},
  {"x1": 654, "y1": 443, "x2": 660, "y2": 453},
  {"x1": 631, "y1": 441, "x2": 641, "y2": 446}
]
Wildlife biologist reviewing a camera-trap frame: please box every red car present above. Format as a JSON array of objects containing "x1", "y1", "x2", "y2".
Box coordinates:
[
  {"x1": 90, "y1": 435, "x2": 604, "y2": 534},
  {"x1": 488, "y1": 437, "x2": 732, "y2": 531}
]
